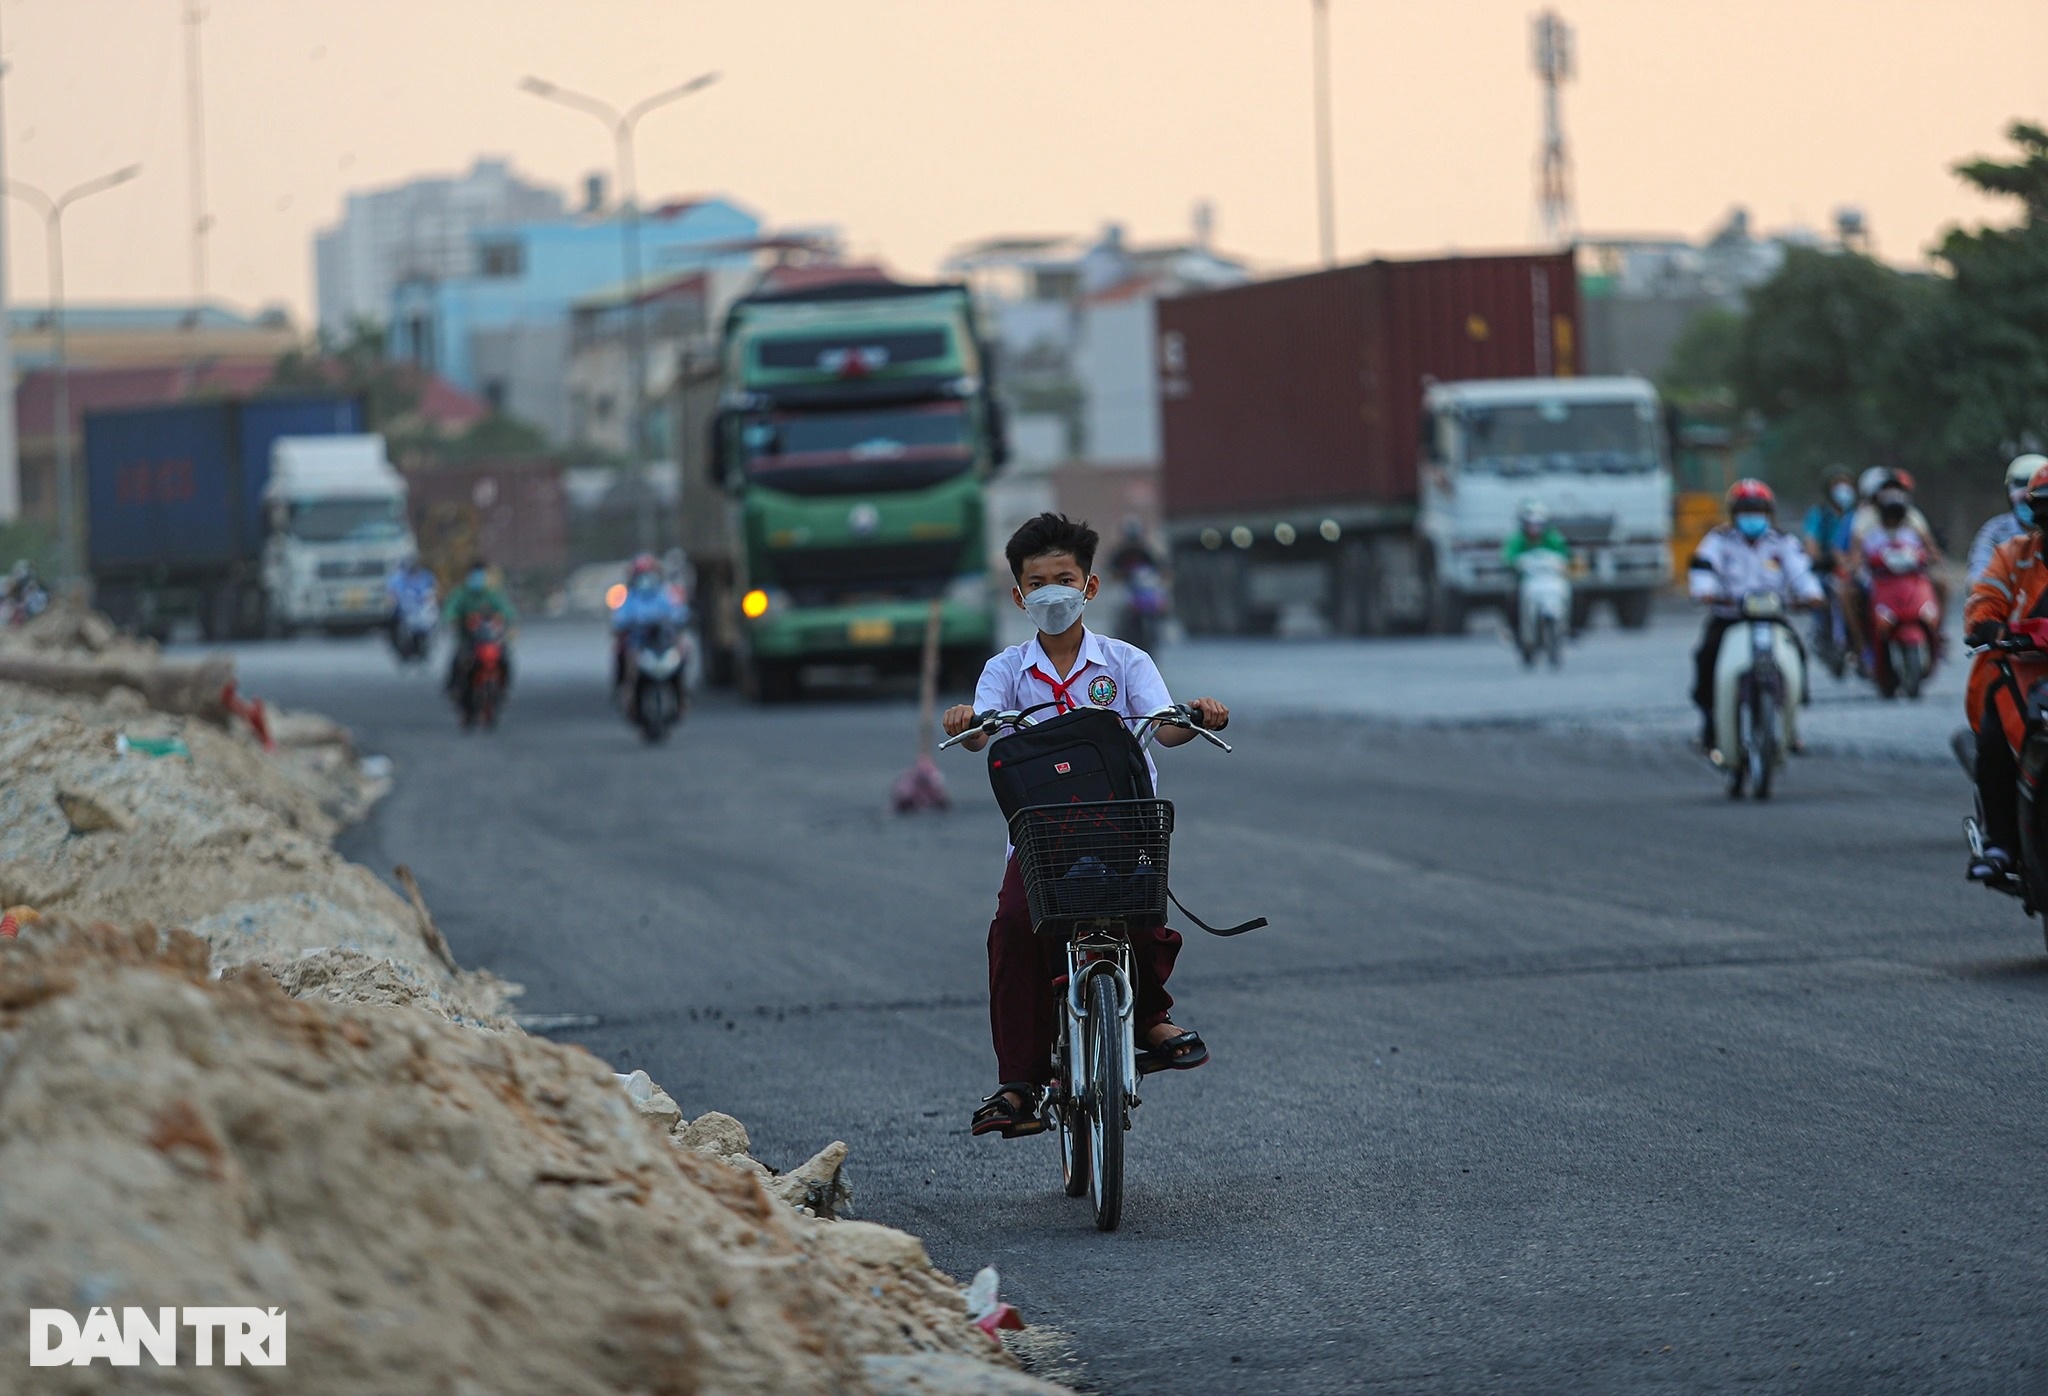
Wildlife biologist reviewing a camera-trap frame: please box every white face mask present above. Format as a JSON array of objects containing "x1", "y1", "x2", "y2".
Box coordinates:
[{"x1": 1022, "y1": 583, "x2": 1088, "y2": 636}]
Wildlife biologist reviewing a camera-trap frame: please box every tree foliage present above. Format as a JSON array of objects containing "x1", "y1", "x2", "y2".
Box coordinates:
[
  {"x1": 1904, "y1": 121, "x2": 2048, "y2": 465},
  {"x1": 1731, "y1": 247, "x2": 1933, "y2": 479},
  {"x1": 269, "y1": 319, "x2": 424, "y2": 432},
  {"x1": 1662, "y1": 307, "x2": 1743, "y2": 404},
  {"x1": 1727, "y1": 121, "x2": 2048, "y2": 497}
]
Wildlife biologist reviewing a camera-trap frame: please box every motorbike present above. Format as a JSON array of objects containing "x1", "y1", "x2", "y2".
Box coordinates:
[
  {"x1": 1512, "y1": 550, "x2": 1571, "y2": 669},
  {"x1": 456, "y1": 614, "x2": 508, "y2": 731},
  {"x1": 1120, "y1": 565, "x2": 1170, "y2": 651},
  {"x1": 2, "y1": 574, "x2": 48, "y2": 627},
  {"x1": 389, "y1": 590, "x2": 438, "y2": 665},
  {"x1": 1965, "y1": 619, "x2": 2048, "y2": 951},
  {"x1": 1712, "y1": 591, "x2": 1805, "y2": 800},
  {"x1": 1866, "y1": 536, "x2": 1940, "y2": 700},
  {"x1": 1810, "y1": 574, "x2": 1850, "y2": 681},
  {"x1": 624, "y1": 620, "x2": 689, "y2": 743}
]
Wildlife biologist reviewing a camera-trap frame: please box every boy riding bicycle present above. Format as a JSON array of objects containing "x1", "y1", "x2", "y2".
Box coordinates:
[{"x1": 942, "y1": 513, "x2": 1230, "y2": 1138}]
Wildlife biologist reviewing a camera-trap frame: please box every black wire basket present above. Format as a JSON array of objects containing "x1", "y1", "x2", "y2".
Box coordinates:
[{"x1": 1009, "y1": 799, "x2": 1175, "y2": 934}]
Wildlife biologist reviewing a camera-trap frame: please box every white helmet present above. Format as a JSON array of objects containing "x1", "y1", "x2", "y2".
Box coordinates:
[
  {"x1": 2008, "y1": 454, "x2": 2047, "y2": 495},
  {"x1": 1518, "y1": 499, "x2": 1550, "y2": 529},
  {"x1": 1857, "y1": 466, "x2": 1891, "y2": 501}
]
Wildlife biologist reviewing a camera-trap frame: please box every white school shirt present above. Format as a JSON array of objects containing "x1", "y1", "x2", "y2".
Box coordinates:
[
  {"x1": 1687, "y1": 525, "x2": 1823, "y2": 619},
  {"x1": 974, "y1": 625, "x2": 1177, "y2": 801}
]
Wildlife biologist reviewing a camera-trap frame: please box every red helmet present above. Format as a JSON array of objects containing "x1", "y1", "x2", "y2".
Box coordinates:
[
  {"x1": 1726, "y1": 478, "x2": 1775, "y2": 513},
  {"x1": 627, "y1": 553, "x2": 662, "y2": 580},
  {"x1": 2024, "y1": 465, "x2": 2048, "y2": 520}
]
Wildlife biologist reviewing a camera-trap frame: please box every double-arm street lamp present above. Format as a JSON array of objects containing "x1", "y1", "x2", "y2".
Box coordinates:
[
  {"x1": 520, "y1": 71, "x2": 718, "y2": 551},
  {"x1": 7, "y1": 163, "x2": 143, "y2": 577}
]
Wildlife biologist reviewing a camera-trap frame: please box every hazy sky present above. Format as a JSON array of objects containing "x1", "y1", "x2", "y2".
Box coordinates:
[{"x1": 2, "y1": 0, "x2": 2043, "y2": 323}]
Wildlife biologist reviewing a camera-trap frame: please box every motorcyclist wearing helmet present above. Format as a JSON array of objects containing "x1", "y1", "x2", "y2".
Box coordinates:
[
  {"x1": 610, "y1": 552, "x2": 690, "y2": 697},
  {"x1": 1842, "y1": 467, "x2": 1937, "y2": 564},
  {"x1": 1838, "y1": 467, "x2": 1940, "y2": 668},
  {"x1": 1802, "y1": 469, "x2": 1857, "y2": 571},
  {"x1": 1963, "y1": 464, "x2": 2048, "y2": 881},
  {"x1": 443, "y1": 558, "x2": 516, "y2": 697},
  {"x1": 2, "y1": 559, "x2": 47, "y2": 624},
  {"x1": 1108, "y1": 518, "x2": 1160, "y2": 582},
  {"x1": 384, "y1": 553, "x2": 438, "y2": 630},
  {"x1": 1968, "y1": 454, "x2": 2047, "y2": 587},
  {"x1": 1502, "y1": 499, "x2": 1572, "y2": 632},
  {"x1": 1502, "y1": 500, "x2": 1571, "y2": 567},
  {"x1": 1688, "y1": 479, "x2": 1824, "y2": 753}
]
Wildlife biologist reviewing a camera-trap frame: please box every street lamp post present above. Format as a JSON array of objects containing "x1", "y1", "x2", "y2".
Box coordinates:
[
  {"x1": 521, "y1": 72, "x2": 718, "y2": 552},
  {"x1": 7, "y1": 164, "x2": 142, "y2": 579},
  {"x1": 1312, "y1": 0, "x2": 1336, "y2": 267}
]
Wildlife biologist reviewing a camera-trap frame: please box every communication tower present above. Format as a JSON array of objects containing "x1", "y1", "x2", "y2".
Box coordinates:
[{"x1": 1532, "y1": 10, "x2": 1575, "y2": 246}]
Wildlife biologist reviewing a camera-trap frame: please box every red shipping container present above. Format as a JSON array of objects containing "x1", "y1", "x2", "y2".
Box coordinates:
[
  {"x1": 400, "y1": 459, "x2": 569, "y2": 579},
  {"x1": 1158, "y1": 252, "x2": 1580, "y2": 521}
]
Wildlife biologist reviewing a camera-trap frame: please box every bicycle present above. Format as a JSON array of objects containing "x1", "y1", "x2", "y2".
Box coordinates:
[{"x1": 940, "y1": 702, "x2": 1259, "y2": 1231}]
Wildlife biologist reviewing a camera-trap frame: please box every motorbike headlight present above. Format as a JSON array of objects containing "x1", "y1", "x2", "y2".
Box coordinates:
[{"x1": 944, "y1": 573, "x2": 988, "y2": 609}]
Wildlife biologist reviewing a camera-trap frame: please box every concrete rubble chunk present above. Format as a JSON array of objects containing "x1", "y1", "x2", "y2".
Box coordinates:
[
  {"x1": 817, "y1": 1219, "x2": 931, "y2": 1270},
  {"x1": 767, "y1": 1138, "x2": 853, "y2": 1219},
  {"x1": 615, "y1": 1068, "x2": 684, "y2": 1128},
  {"x1": 55, "y1": 783, "x2": 133, "y2": 834},
  {"x1": 675, "y1": 1109, "x2": 752, "y2": 1158}
]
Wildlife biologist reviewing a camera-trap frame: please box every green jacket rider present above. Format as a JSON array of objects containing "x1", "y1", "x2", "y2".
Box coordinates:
[
  {"x1": 443, "y1": 565, "x2": 517, "y2": 630},
  {"x1": 1502, "y1": 525, "x2": 1571, "y2": 565}
]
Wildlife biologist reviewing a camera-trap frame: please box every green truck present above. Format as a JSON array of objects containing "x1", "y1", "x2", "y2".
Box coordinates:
[{"x1": 701, "y1": 276, "x2": 1007, "y2": 701}]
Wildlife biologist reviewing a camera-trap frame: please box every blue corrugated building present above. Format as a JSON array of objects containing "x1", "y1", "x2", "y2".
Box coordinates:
[{"x1": 388, "y1": 196, "x2": 760, "y2": 442}]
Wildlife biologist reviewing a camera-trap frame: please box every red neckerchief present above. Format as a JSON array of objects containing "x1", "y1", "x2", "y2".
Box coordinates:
[{"x1": 1025, "y1": 662, "x2": 1083, "y2": 714}]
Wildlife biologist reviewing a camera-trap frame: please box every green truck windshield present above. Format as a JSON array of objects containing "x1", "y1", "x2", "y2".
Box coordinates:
[
  {"x1": 740, "y1": 402, "x2": 976, "y2": 496},
  {"x1": 1461, "y1": 401, "x2": 1660, "y2": 476}
]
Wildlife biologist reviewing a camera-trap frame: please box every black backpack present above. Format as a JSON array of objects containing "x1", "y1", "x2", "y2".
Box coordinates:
[{"x1": 986, "y1": 707, "x2": 1153, "y2": 823}]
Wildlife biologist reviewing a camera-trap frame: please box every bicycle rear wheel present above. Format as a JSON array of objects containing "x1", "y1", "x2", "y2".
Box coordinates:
[{"x1": 1086, "y1": 973, "x2": 1127, "y2": 1232}]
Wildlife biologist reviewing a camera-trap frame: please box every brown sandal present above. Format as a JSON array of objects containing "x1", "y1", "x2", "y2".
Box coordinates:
[{"x1": 970, "y1": 1084, "x2": 1046, "y2": 1138}]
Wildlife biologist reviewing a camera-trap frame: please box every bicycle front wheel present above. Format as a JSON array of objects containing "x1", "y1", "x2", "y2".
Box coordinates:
[
  {"x1": 1086, "y1": 973, "x2": 1127, "y2": 1232},
  {"x1": 1057, "y1": 1033, "x2": 1089, "y2": 1198}
]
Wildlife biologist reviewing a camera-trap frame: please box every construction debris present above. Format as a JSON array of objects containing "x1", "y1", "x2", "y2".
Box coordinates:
[{"x1": 0, "y1": 609, "x2": 1063, "y2": 1393}]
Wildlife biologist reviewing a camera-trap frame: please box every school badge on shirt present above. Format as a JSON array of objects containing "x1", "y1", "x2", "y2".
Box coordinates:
[{"x1": 1088, "y1": 675, "x2": 1118, "y2": 706}]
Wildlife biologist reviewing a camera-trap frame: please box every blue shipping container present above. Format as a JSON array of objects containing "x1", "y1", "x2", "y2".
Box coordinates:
[
  {"x1": 85, "y1": 395, "x2": 365, "y2": 572},
  {"x1": 236, "y1": 396, "x2": 365, "y2": 550},
  {"x1": 84, "y1": 403, "x2": 240, "y2": 569}
]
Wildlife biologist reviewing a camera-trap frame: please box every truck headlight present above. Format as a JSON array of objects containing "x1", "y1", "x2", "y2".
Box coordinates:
[{"x1": 741, "y1": 587, "x2": 789, "y2": 620}]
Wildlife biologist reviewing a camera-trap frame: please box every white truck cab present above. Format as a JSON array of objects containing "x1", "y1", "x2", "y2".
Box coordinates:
[
  {"x1": 260, "y1": 435, "x2": 415, "y2": 634},
  {"x1": 1419, "y1": 376, "x2": 1672, "y2": 629}
]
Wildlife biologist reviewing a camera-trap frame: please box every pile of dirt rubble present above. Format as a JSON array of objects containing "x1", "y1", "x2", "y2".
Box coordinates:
[{"x1": 0, "y1": 608, "x2": 1067, "y2": 1394}]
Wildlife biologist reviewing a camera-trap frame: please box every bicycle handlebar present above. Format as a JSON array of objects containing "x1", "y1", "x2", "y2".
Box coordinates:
[{"x1": 937, "y1": 703, "x2": 1234, "y2": 753}]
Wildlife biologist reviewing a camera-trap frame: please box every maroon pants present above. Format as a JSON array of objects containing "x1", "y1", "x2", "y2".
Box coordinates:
[{"x1": 987, "y1": 855, "x2": 1183, "y2": 1085}]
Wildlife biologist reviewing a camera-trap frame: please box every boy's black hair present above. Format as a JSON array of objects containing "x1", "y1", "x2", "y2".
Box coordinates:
[{"x1": 1005, "y1": 512, "x2": 1099, "y2": 580}]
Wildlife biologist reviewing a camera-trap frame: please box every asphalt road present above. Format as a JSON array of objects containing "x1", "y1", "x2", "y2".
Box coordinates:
[{"x1": 210, "y1": 623, "x2": 2048, "y2": 1394}]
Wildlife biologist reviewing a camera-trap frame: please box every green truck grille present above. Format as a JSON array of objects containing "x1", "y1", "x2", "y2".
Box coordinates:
[{"x1": 771, "y1": 540, "x2": 966, "y2": 604}]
